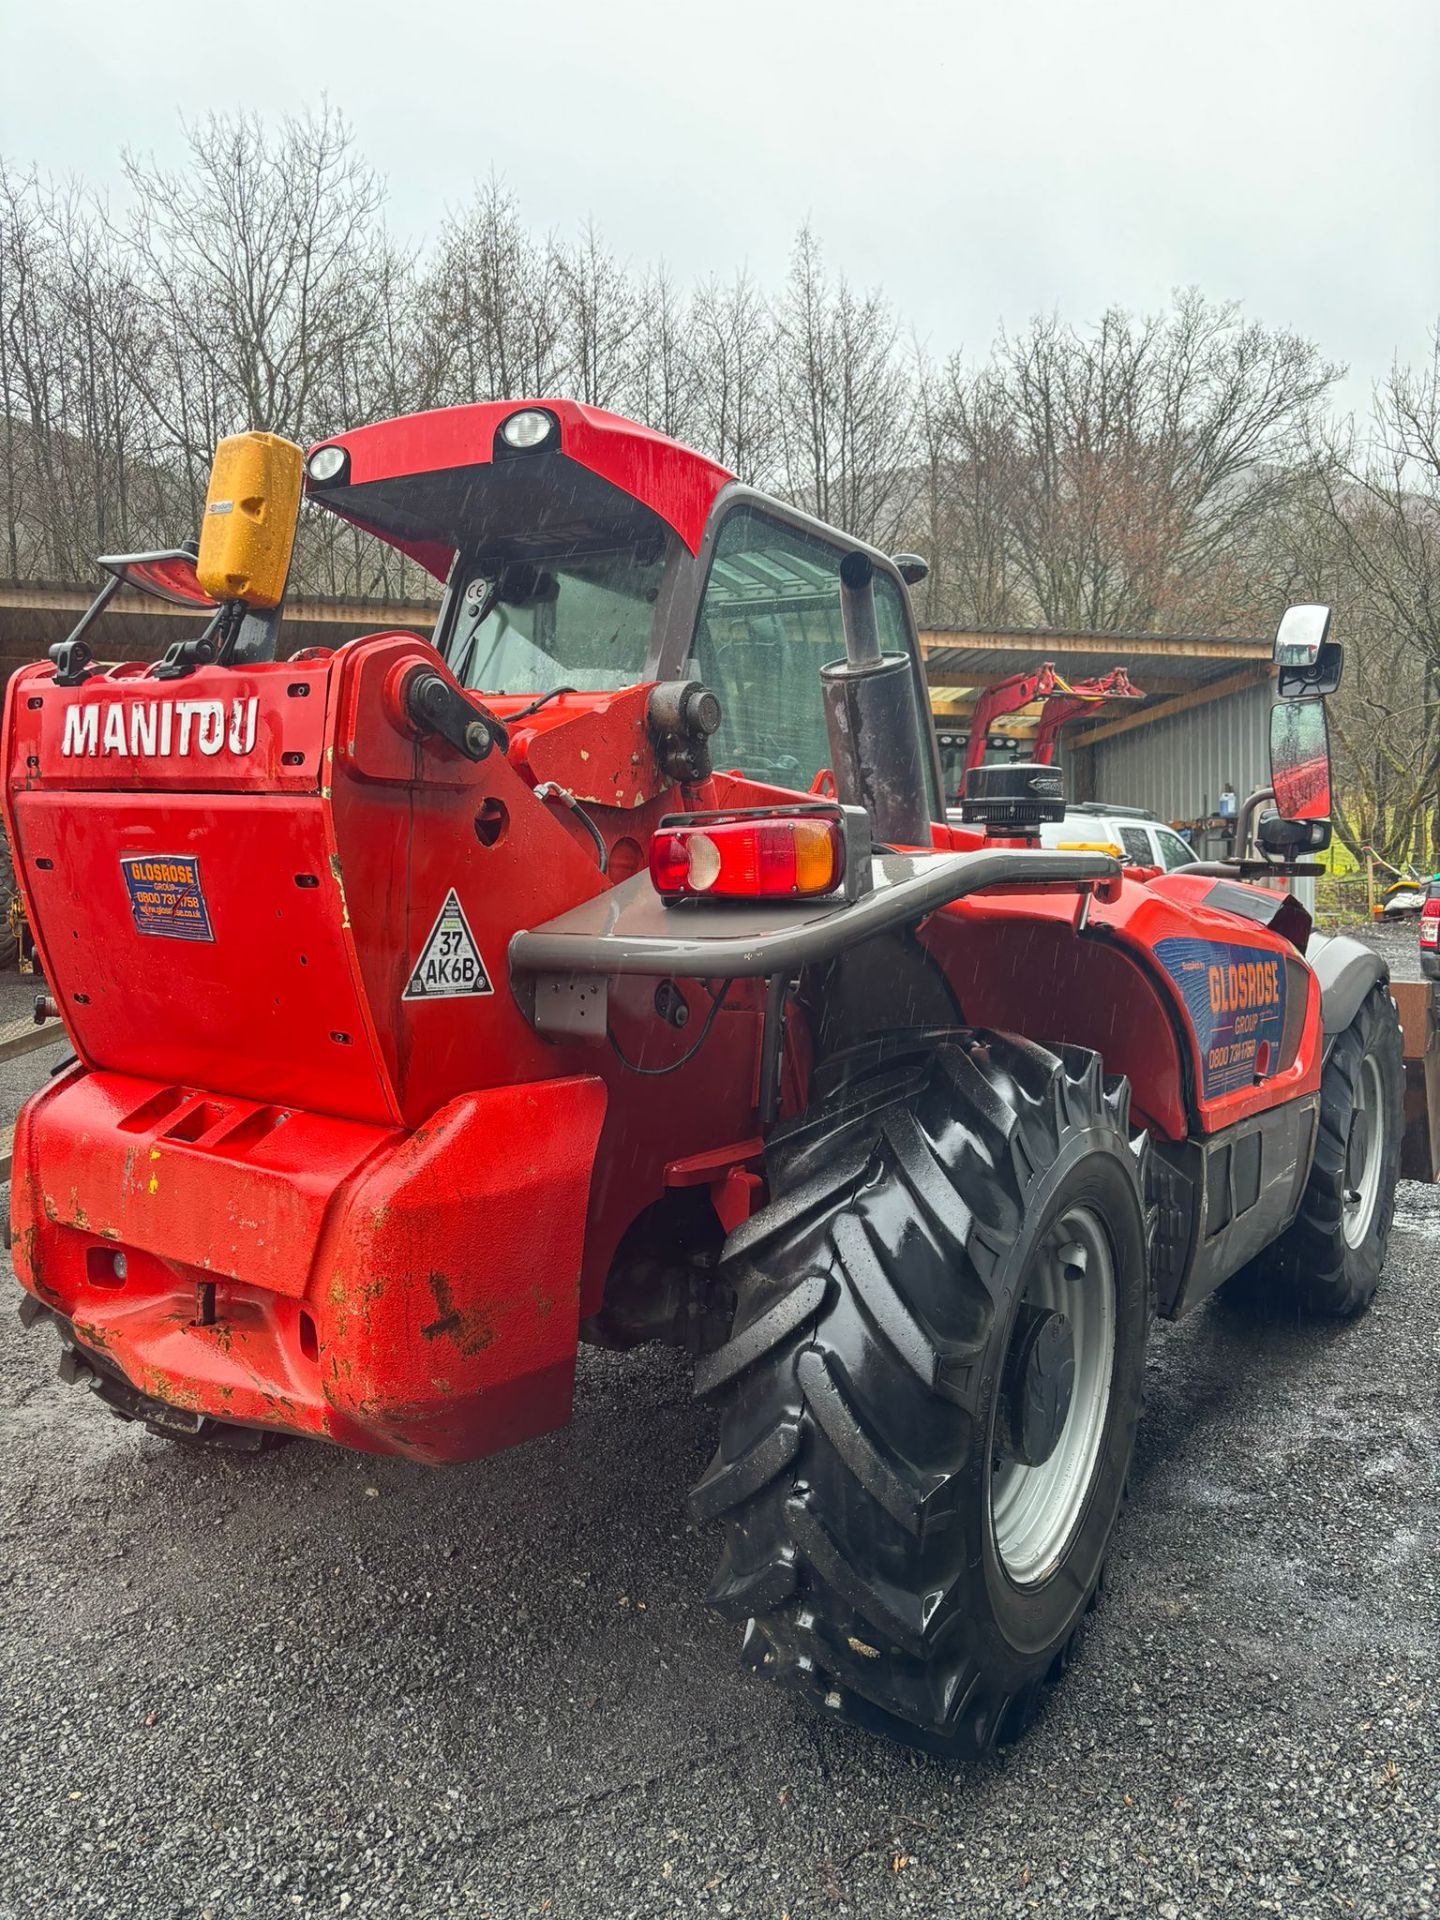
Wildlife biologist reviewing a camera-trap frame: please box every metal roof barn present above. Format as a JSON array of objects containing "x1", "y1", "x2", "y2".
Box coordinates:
[{"x1": 922, "y1": 626, "x2": 1274, "y2": 824}]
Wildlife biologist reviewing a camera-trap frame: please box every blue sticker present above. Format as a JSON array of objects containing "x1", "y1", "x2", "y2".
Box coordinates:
[
  {"x1": 120, "y1": 853, "x2": 214, "y2": 942},
  {"x1": 1154, "y1": 937, "x2": 1286, "y2": 1099}
]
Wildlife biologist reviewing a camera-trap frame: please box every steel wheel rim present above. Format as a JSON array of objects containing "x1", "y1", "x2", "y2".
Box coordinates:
[
  {"x1": 1343, "y1": 1054, "x2": 1385, "y2": 1249},
  {"x1": 991, "y1": 1205, "x2": 1116, "y2": 1587}
]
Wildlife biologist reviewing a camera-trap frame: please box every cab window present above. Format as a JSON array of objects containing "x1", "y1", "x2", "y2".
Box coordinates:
[
  {"x1": 444, "y1": 543, "x2": 666, "y2": 695},
  {"x1": 691, "y1": 508, "x2": 930, "y2": 804}
]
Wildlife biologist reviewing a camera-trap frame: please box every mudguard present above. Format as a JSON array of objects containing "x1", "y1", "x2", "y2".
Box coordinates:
[{"x1": 1307, "y1": 930, "x2": 1389, "y2": 1037}]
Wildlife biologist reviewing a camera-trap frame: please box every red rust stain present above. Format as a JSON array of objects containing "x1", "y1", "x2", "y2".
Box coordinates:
[
  {"x1": 421, "y1": 1271, "x2": 494, "y2": 1356},
  {"x1": 528, "y1": 1280, "x2": 555, "y2": 1323}
]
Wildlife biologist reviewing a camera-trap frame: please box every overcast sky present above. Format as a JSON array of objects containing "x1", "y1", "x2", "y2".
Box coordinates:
[{"x1": 5, "y1": 0, "x2": 1437, "y2": 407}]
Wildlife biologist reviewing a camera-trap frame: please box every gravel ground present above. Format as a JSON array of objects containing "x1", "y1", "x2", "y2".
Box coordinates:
[
  {"x1": 1333, "y1": 915, "x2": 1425, "y2": 985},
  {"x1": 0, "y1": 978, "x2": 1436, "y2": 1920}
]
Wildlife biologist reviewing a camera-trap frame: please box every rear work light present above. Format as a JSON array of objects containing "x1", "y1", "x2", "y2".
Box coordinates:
[
  {"x1": 499, "y1": 408, "x2": 556, "y2": 451},
  {"x1": 650, "y1": 806, "x2": 856, "y2": 903},
  {"x1": 306, "y1": 444, "x2": 348, "y2": 485}
]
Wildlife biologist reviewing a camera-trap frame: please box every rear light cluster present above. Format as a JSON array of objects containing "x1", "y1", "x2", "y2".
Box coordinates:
[
  {"x1": 650, "y1": 807, "x2": 849, "y2": 902},
  {"x1": 1420, "y1": 893, "x2": 1440, "y2": 948}
]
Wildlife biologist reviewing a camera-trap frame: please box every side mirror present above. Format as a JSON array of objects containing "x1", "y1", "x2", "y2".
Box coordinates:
[
  {"x1": 1269, "y1": 699, "x2": 1333, "y2": 851},
  {"x1": 1274, "y1": 604, "x2": 1343, "y2": 698},
  {"x1": 97, "y1": 547, "x2": 217, "y2": 608}
]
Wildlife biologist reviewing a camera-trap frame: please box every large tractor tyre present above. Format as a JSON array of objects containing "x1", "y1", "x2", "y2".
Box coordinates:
[
  {"x1": 1225, "y1": 982, "x2": 1403, "y2": 1318},
  {"x1": 692, "y1": 1029, "x2": 1151, "y2": 1758}
]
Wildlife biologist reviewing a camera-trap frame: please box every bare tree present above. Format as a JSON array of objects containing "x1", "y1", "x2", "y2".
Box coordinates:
[
  {"x1": 422, "y1": 177, "x2": 566, "y2": 404},
  {"x1": 120, "y1": 107, "x2": 392, "y2": 484},
  {"x1": 0, "y1": 115, "x2": 1385, "y2": 682},
  {"x1": 1311, "y1": 329, "x2": 1440, "y2": 862},
  {"x1": 628, "y1": 262, "x2": 700, "y2": 443},
  {"x1": 933, "y1": 292, "x2": 1339, "y2": 634},
  {"x1": 0, "y1": 163, "x2": 163, "y2": 578},
  {"x1": 558, "y1": 220, "x2": 633, "y2": 409},
  {"x1": 907, "y1": 347, "x2": 1027, "y2": 629},
  {"x1": 774, "y1": 226, "x2": 915, "y2": 543},
  {"x1": 689, "y1": 270, "x2": 778, "y2": 483}
]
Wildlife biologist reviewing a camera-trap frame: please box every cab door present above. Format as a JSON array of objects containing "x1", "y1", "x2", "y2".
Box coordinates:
[{"x1": 661, "y1": 491, "x2": 943, "y2": 815}]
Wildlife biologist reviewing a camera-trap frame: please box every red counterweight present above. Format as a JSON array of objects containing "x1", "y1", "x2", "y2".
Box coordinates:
[{"x1": 1, "y1": 635, "x2": 628, "y2": 1459}]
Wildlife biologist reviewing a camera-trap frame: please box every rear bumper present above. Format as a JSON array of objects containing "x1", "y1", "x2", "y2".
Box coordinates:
[{"x1": 11, "y1": 1066, "x2": 606, "y2": 1462}]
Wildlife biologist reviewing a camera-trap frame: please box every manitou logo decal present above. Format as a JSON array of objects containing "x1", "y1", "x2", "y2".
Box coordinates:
[{"x1": 59, "y1": 697, "x2": 259, "y2": 759}]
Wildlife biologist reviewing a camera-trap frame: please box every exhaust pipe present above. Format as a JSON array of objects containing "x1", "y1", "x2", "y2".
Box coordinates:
[{"x1": 821, "y1": 552, "x2": 932, "y2": 847}]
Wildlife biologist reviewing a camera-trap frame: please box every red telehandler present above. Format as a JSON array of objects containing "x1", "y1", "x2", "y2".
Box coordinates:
[
  {"x1": 934, "y1": 663, "x2": 1142, "y2": 802},
  {"x1": 5, "y1": 405, "x2": 1402, "y2": 1757}
]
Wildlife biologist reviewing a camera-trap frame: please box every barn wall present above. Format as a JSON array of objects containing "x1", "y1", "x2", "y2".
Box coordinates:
[{"x1": 1068, "y1": 679, "x2": 1272, "y2": 822}]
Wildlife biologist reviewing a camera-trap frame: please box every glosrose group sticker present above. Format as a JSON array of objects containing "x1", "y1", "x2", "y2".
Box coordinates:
[
  {"x1": 119, "y1": 853, "x2": 214, "y2": 942},
  {"x1": 1154, "y1": 936, "x2": 1286, "y2": 1098}
]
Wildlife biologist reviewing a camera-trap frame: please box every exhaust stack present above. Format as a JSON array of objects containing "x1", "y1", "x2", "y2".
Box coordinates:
[{"x1": 821, "y1": 551, "x2": 931, "y2": 847}]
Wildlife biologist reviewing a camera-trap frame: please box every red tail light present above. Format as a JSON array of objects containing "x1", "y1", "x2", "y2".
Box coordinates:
[
  {"x1": 650, "y1": 808, "x2": 847, "y2": 901},
  {"x1": 1420, "y1": 896, "x2": 1440, "y2": 947}
]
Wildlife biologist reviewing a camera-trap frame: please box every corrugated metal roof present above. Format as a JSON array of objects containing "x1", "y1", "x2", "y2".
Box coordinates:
[
  {"x1": 708, "y1": 550, "x2": 837, "y2": 606},
  {"x1": 922, "y1": 627, "x2": 1269, "y2": 692},
  {"x1": 921, "y1": 624, "x2": 1276, "y2": 821}
]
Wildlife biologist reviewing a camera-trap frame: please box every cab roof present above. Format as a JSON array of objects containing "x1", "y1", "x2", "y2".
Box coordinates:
[{"x1": 305, "y1": 400, "x2": 735, "y2": 581}]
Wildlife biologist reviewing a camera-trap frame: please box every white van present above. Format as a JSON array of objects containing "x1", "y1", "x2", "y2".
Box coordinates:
[{"x1": 1037, "y1": 802, "x2": 1200, "y2": 872}]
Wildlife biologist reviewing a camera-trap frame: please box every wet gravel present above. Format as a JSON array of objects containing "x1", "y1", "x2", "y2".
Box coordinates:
[
  {"x1": 0, "y1": 985, "x2": 1436, "y2": 1918},
  {"x1": 1334, "y1": 915, "x2": 1425, "y2": 985}
]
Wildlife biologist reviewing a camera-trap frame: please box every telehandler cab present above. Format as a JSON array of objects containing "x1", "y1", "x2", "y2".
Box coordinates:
[{"x1": 5, "y1": 406, "x2": 1402, "y2": 1756}]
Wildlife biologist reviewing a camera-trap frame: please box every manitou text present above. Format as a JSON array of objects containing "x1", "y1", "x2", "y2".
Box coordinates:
[{"x1": 60, "y1": 697, "x2": 259, "y2": 759}]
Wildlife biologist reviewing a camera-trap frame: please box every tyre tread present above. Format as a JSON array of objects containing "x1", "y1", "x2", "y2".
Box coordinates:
[{"x1": 695, "y1": 1027, "x2": 1149, "y2": 1756}]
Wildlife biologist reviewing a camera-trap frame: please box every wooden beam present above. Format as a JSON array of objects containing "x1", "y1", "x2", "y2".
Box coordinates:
[
  {"x1": 0, "y1": 1021, "x2": 66, "y2": 1183},
  {"x1": 1068, "y1": 666, "x2": 1272, "y2": 748},
  {"x1": 921, "y1": 628, "x2": 1271, "y2": 664},
  {"x1": 0, "y1": 1016, "x2": 66, "y2": 1063},
  {"x1": 0, "y1": 580, "x2": 438, "y2": 627}
]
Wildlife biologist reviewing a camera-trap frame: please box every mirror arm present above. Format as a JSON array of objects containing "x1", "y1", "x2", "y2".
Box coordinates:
[
  {"x1": 1183, "y1": 857, "x2": 1327, "y2": 880},
  {"x1": 1185, "y1": 787, "x2": 1283, "y2": 878},
  {"x1": 1230, "y1": 786, "x2": 1275, "y2": 862},
  {"x1": 49, "y1": 573, "x2": 124, "y2": 685}
]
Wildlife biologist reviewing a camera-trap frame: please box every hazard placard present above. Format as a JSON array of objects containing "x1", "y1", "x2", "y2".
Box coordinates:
[{"x1": 402, "y1": 890, "x2": 493, "y2": 1001}]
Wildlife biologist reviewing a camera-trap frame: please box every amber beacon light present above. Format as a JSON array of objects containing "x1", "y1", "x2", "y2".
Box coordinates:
[{"x1": 197, "y1": 431, "x2": 305, "y2": 609}]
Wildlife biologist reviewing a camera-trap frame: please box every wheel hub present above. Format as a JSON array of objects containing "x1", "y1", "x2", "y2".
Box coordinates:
[
  {"x1": 997, "y1": 1306, "x2": 1075, "y2": 1467},
  {"x1": 1343, "y1": 1054, "x2": 1386, "y2": 1248},
  {"x1": 990, "y1": 1206, "x2": 1117, "y2": 1587}
]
